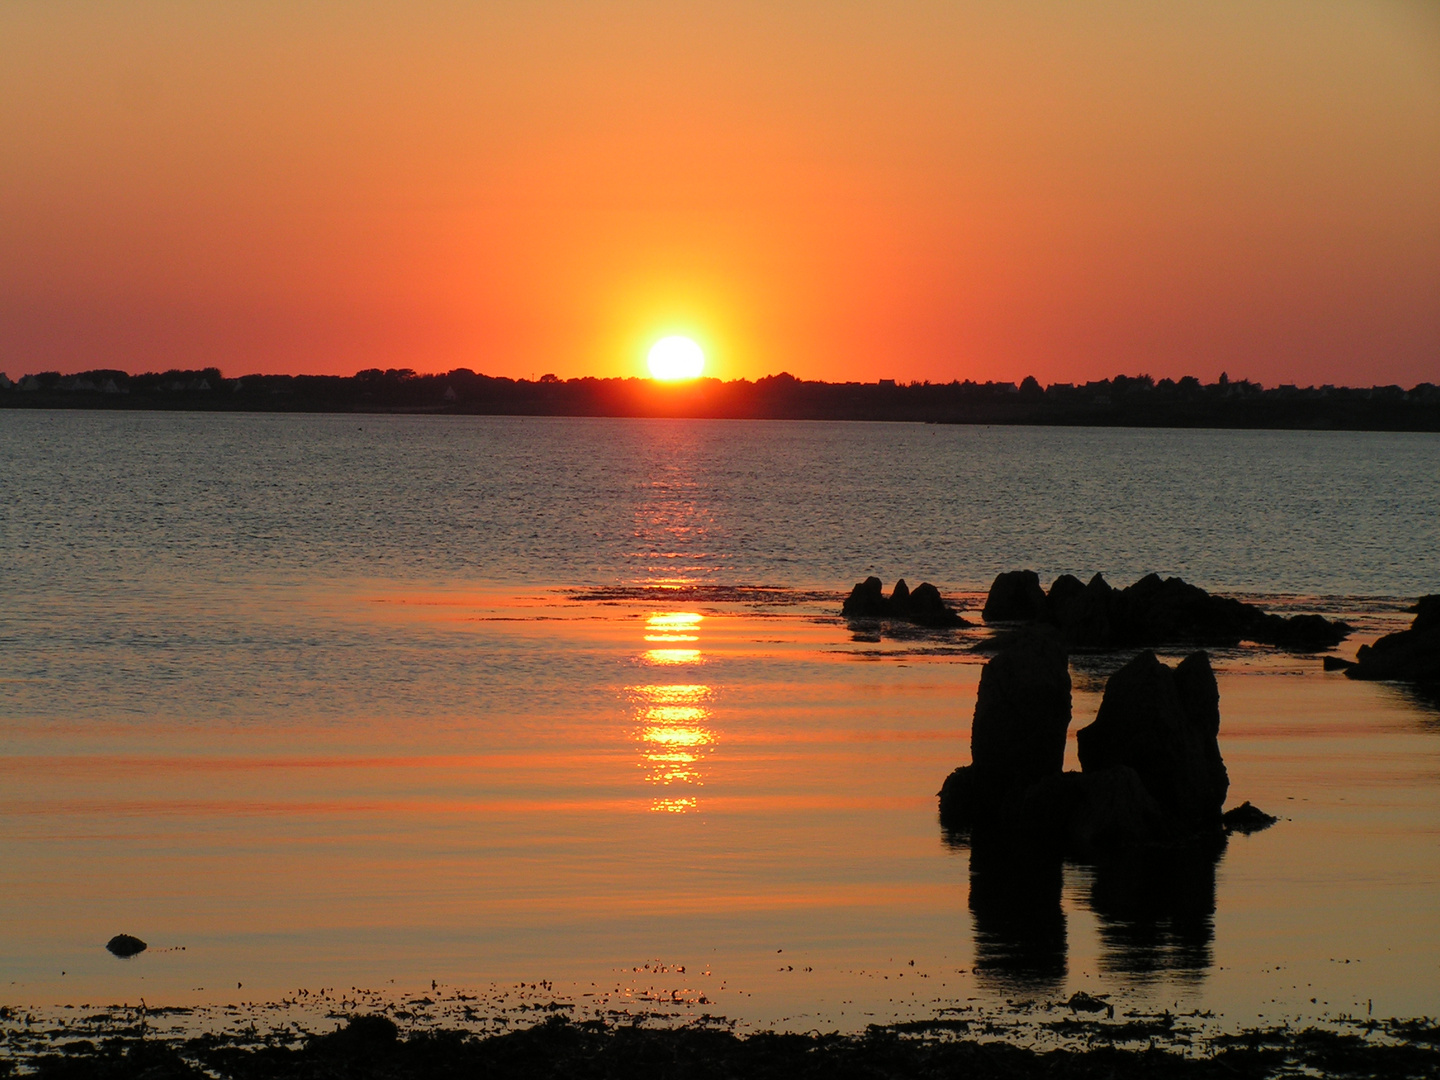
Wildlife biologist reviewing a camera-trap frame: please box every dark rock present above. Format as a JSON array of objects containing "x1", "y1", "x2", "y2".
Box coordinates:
[
  {"x1": 941, "y1": 630, "x2": 1269, "y2": 857},
  {"x1": 106, "y1": 934, "x2": 147, "y2": 957},
  {"x1": 1115, "y1": 574, "x2": 1251, "y2": 646},
  {"x1": 1043, "y1": 573, "x2": 1086, "y2": 619},
  {"x1": 314, "y1": 1013, "x2": 400, "y2": 1053},
  {"x1": 841, "y1": 576, "x2": 886, "y2": 618},
  {"x1": 842, "y1": 575, "x2": 967, "y2": 627},
  {"x1": 1019, "y1": 767, "x2": 1172, "y2": 852},
  {"x1": 1322, "y1": 655, "x2": 1355, "y2": 671},
  {"x1": 1413, "y1": 594, "x2": 1440, "y2": 633},
  {"x1": 1249, "y1": 612, "x2": 1353, "y2": 650},
  {"x1": 1076, "y1": 650, "x2": 1229, "y2": 828},
  {"x1": 1117, "y1": 575, "x2": 1349, "y2": 650},
  {"x1": 1222, "y1": 801, "x2": 1278, "y2": 834},
  {"x1": 937, "y1": 764, "x2": 980, "y2": 825},
  {"x1": 982, "y1": 570, "x2": 1047, "y2": 622},
  {"x1": 940, "y1": 629, "x2": 1071, "y2": 828},
  {"x1": 1050, "y1": 573, "x2": 1115, "y2": 647},
  {"x1": 889, "y1": 578, "x2": 911, "y2": 611},
  {"x1": 906, "y1": 582, "x2": 963, "y2": 627},
  {"x1": 1002, "y1": 569, "x2": 1355, "y2": 651},
  {"x1": 1065, "y1": 991, "x2": 1111, "y2": 1015},
  {"x1": 970, "y1": 631, "x2": 1072, "y2": 796},
  {"x1": 1346, "y1": 595, "x2": 1440, "y2": 682}
]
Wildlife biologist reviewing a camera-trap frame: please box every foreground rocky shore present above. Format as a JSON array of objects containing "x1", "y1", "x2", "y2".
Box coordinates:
[{"x1": 6, "y1": 1012, "x2": 1439, "y2": 1079}]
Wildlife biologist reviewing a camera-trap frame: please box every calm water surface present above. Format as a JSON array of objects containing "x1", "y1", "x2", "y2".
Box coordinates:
[{"x1": 1, "y1": 412, "x2": 1437, "y2": 1029}]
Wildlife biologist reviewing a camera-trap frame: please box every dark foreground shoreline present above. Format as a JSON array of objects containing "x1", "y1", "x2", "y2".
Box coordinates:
[
  {"x1": 4, "y1": 369, "x2": 1440, "y2": 431},
  {"x1": 7, "y1": 1013, "x2": 1440, "y2": 1079}
]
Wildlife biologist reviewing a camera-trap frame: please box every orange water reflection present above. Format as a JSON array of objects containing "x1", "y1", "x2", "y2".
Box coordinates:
[
  {"x1": 643, "y1": 611, "x2": 705, "y2": 666},
  {"x1": 643, "y1": 612, "x2": 702, "y2": 642},
  {"x1": 635, "y1": 613, "x2": 714, "y2": 812}
]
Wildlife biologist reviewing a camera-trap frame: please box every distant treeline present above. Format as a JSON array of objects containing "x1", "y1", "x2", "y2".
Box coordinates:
[{"x1": 3, "y1": 366, "x2": 1439, "y2": 430}]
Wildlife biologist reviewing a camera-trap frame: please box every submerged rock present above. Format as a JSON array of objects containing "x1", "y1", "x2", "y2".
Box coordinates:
[
  {"x1": 1076, "y1": 651, "x2": 1228, "y2": 828},
  {"x1": 842, "y1": 576, "x2": 968, "y2": 627},
  {"x1": 106, "y1": 934, "x2": 147, "y2": 957},
  {"x1": 1346, "y1": 595, "x2": 1440, "y2": 682},
  {"x1": 981, "y1": 570, "x2": 1047, "y2": 622}
]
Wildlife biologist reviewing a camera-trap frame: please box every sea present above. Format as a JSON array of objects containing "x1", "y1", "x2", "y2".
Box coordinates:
[{"x1": 1, "y1": 411, "x2": 1437, "y2": 1034}]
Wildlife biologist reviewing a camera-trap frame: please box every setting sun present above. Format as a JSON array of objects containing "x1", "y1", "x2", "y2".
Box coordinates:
[{"x1": 647, "y1": 336, "x2": 705, "y2": 381}]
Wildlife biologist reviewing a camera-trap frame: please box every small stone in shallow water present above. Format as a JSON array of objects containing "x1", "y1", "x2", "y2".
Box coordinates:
[
  {"x1": 1222, "y1": 801, "x2": 1279, "y2": 834},
  {"x1": 105, "y1": 934, "x2": 147, "y2": 957},
  {"x1": 1066, "y1": 991, "x2": 1112, "y2": 1016}
]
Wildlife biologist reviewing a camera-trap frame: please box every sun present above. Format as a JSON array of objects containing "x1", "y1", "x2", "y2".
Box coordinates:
[{"x1": 647, "y1": 336, "x2": 705, "y2": 380}]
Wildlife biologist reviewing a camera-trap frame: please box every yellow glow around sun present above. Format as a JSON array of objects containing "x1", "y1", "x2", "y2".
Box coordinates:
[{"x1": 647, "y1": 336, "x2": 705, "y2": 380}]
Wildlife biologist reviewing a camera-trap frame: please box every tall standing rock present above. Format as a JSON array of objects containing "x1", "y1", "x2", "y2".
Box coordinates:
[
  {"x1": 939, "y1": 630, "x2": 1071, "y2": 825},
  {"x1": 1076, "y1": 650, "x2": 1228, "y2": 827}
]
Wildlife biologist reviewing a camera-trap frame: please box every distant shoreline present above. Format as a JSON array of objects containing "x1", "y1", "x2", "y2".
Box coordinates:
[{"x1": 3, "y1": 368, "x2": 1439, "y2": 431}]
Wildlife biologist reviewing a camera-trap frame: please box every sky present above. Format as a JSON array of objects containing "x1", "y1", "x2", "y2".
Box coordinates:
[{"x1": 2, "y1": 1, "x2": 1438, "y2": 386}]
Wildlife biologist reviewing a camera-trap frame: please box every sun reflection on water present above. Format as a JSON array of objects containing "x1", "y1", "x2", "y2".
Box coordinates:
[
  {"x1": 643, "y1": 612, "x2": 702, "y2": 642},
  {"x1": 650, "y1": 796, "x2": 698, "y2": 813},
  {"x1": 645, "y1": 649, "x2": 702, "y2": 665},
  {"x1": 633, "y1": 614, "x2": 715, "y2": 812}
]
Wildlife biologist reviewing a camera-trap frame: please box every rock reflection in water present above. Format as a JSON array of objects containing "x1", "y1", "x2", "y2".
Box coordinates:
[
  {"x1": 1083, "y1": 844, "x2": 1221, "y2": 982},
  {"x1": 964, "y1": 837, "x2": 1068, "y2": 991},
  {"x1": 948, "y1": 829, "x2": 1224, "y2": 991},
  {"x1": 1391, "y1": 682, "x2": 1440, "y2": 724}
]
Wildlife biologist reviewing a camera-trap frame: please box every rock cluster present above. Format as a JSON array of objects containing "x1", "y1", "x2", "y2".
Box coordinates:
[
  {"x1": 940, "y1": 634, "x2": 1263, "y2": 854},
  {"x1": 1342, "y1": 595, "x2": 1440, "y2": 682},
  {"x1": 842, "y1": 576, "x2": 968, "y2": 627},
  {"x1": 981, "y1": 570, "x2": 1350, "y2": 650}
]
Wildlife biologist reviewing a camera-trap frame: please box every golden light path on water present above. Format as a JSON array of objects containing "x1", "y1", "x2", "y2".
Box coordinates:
[{"x1": 634, "y1": 613, "x2": 714, "y2": 813}]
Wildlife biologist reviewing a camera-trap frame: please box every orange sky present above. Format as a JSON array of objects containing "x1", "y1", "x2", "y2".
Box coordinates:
[{"x1": 2, "y1": 1, "x2": 1438, "y2": 385}]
